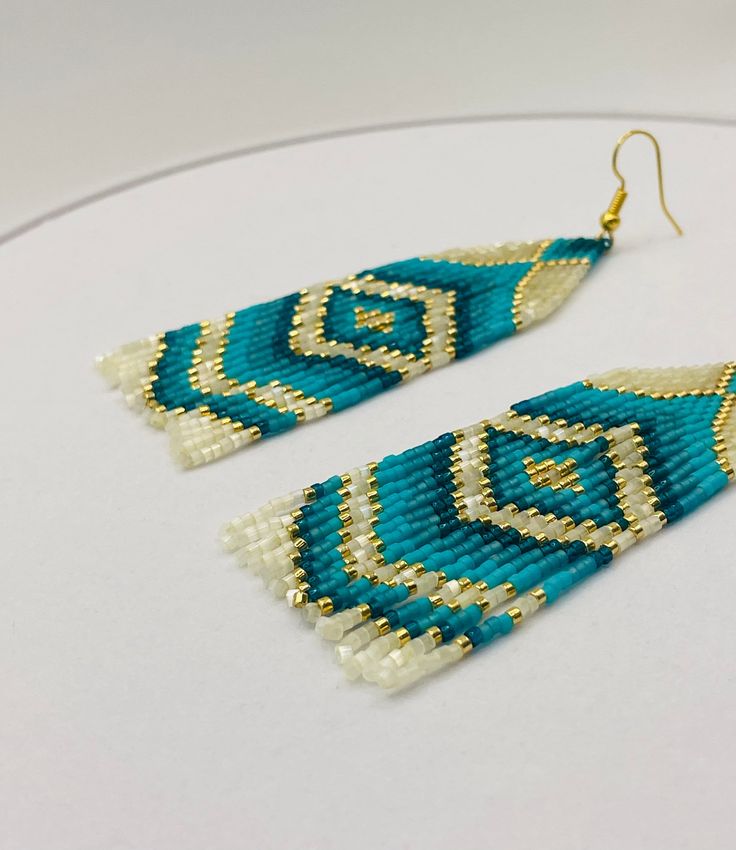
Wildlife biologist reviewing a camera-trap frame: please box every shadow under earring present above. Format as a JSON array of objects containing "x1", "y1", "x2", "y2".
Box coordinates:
[{"x1": 98, "y1": 129, "x2": 681, "y2": 467}]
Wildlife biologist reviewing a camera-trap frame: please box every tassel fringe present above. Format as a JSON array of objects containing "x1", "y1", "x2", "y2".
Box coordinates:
[
  {"x1": 97, "y1": 238, "x2": 607, "y2": 466},
  {"x1": 222, "y1": 363, "x2": 736, "y2": 690}
]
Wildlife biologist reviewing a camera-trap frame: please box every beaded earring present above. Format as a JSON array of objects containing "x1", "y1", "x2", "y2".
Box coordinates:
[
  {"x1": 98, "y1": 130, "x2": 681, "y2": 468},
  {"x1": 222, "y1": 362, "x2": 735, "y2": 689}
]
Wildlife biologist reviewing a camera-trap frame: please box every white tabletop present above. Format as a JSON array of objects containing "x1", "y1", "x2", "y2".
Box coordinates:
[{"x1": 3, "y1": 117, "x2": 735, "y2": 850}]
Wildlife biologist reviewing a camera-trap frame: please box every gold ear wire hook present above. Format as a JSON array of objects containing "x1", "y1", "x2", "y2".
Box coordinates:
[{"x1": 599, "y1": 129, "x2": 683, "y2": 240}]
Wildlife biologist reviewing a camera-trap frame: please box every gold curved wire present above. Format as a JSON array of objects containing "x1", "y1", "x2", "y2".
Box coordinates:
[
  {"x1": 612, "y1": 129, "x2": 683, "y2": 234},
  {"x1": 599, "y1": 128, "x2": 683, "y2": 239}
]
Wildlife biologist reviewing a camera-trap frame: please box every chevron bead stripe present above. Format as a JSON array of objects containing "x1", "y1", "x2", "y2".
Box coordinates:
[
  {"x1": 223, "y1": 362, "x2": 735, "y2": 690},
  {"x1": 98, "y1": 237, "x2": 607, "y2": 466}
]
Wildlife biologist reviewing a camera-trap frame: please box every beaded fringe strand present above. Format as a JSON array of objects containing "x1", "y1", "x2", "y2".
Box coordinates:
[
  {"x1": 98, "y1": 238, "x2": 606, "y2": 466},
  {"x1": 222, "y1": 363, "x2": 735, "y2": 690}
]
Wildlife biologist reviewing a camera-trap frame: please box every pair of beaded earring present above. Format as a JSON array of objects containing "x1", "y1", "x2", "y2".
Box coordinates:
[{"x1": 99, "y1": 130, "x2": 735, "y2": 690}]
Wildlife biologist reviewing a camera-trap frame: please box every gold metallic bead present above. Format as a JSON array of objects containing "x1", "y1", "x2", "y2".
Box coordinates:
[
  {"x1": 605, "y1": 539, "x2": 621, "y2": 556},
  {"x1": 428, "y1": 594, "x2": 444, "y2": 608},
  {"x1": 446, "y1": 599, "x2": 461, "y2": 613},
  {"x1": 395, "y1": 627, "x2": 411, "y2": 646},
  {"x1": 404, "y1": 579, "x2": 418, "y2": 597},
  {"x1": 458, "y1": 577, "x2": 473, "y2": 591},
  {"x1": 454, "y1": 634, "x2": 473, "y2": 655},
  {"x1": 502, "y1": 581, "x2": 516, "y2": 598},
  {"x1": 599, "y1": 208, "x2": 619, "y2": 230},
  {"x1": 317, "y1": 597, "x2": 334, "y2": 616},
  {"x1": 476, "y1": 596, "x2": 491, "y2": 613},
  {"x1": 437, "y1": 570, "x2": 447, "y2": 589},
  {"x1": 427, "y1": 625, "x2": 443, "y2": 645},
  {"x1": 530, "y1": 588, "x2": 547, "y2": 606},
  {"x1": 293, "y1": 567, "x2": 308, "y2": 582},
  {"x1": 507, "y1": 606, "x2": 523, "y2": 626},
  {"x1": 303, "y1": 487, "x2": 317, "y2": 503},
  {"x1": 342, "y1": 565, "x2": 359, "y2": 581},
  {"x1": 357, "y1": 603, "x2": 372, "y2": 621},
  {"x1": 291, "y1": 590, "x2": 309, "y2": 608},
  {"x1": 374, "y1": 617, "x2": 391, "y2": 636}
]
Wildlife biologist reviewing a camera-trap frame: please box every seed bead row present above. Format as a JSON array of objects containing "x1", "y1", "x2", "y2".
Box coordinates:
[
  {"x1": 222, "y1": 362, "x2": 734, "y2": 689},
  {"x1": 100, "y1": 239, "x2": 607, "y2": 465}
]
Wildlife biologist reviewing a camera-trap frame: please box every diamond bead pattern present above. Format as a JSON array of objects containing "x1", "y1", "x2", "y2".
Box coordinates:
[
  {"x1": 223, "y1": 363, "x2": 734, "y2": 690},
  {"x1": 98, "y1": 237, "x2": 606, "y2": 466}
]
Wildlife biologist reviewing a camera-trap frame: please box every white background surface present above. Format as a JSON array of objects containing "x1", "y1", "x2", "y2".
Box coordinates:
[
  {"x1": 2, "y1": 0, "x2": 736, "y2": 236},
  {"x1": 2, "y1": 118, "x2": 735, "y2": 849}
]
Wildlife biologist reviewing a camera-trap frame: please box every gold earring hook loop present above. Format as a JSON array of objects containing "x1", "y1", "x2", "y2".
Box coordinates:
[{"x1": 599, "y1": 128, "x2": 683, "y2": 241}]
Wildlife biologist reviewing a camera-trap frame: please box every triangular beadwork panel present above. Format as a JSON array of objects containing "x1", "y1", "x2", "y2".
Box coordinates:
[
  {"x1": 223, "y1": 363, "x2": 734, "y2": 690},
  {"x1": 98, "y1": 237, "x2": 607, "y2": 465}
]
